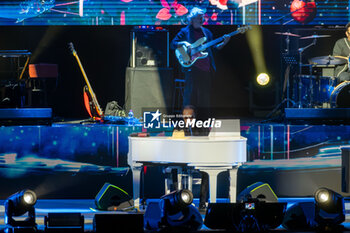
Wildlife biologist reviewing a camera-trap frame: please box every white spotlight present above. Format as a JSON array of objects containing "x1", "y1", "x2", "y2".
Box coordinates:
[{"x1": 256, "y1": 73, "x2": 270, "y2": 86}]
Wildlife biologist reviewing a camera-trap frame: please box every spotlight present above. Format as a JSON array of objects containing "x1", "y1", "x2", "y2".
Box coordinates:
[
  {"x1": 160, "y1": 189, "x2": 193, "y2": 214},
  {"x1": 282, "y1": 188, "x2": 345, "y2": 231},
  {"x1": 256, "y1": 73, "x2": 270, "y2": 86},
  {"x1": 314, "y1": 187, "x2": 345, "y2": 227},
  {"x1": 5, "y1": 189, "x2": 37, "y2": 230},
  {"x1": 144, "y1": 189, "x2": 203, "y2": 231}
]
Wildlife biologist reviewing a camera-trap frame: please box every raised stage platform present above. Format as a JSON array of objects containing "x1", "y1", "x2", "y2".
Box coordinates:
[
  {"x1": 0, "y1": 112, "x2": 348, "y2": 232},
  {"x1": 0, "y1": 119, "x2": 348, "y2": 198}
]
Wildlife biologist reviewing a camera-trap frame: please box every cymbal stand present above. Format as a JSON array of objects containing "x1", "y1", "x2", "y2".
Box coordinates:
[
  {"x1": 298, "y1": 38, "x2": 316, "y2": 75},
  {"x1": 296, "y1": 38, "x2": 317, "y2": 108},
  {"x1": 280, "y1": 31, "x2": 298, "y2": 109},
  {"x1": 284, "y1": 32, "x2": 292, "y2": 108}
]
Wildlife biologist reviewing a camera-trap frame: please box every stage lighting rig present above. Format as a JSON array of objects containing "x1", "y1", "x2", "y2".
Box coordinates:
[
  {"x1": 314, "y1": 187, "x2": 345, "y2": 227},
  {"x1": 144, "y1": 189, "x2": 203, "y2": 231},
  {"x1": 5, "y1": 189, "x2": 37, "y2": 231},
  {"x1": 160, "y1": 189, "x2": 193, "y2": 214},
  {"x1": 282, "y1": 188, "x2": 345, "y2": 231}
]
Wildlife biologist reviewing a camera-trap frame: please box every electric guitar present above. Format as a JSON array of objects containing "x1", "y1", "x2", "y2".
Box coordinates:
[
  {"x1": 175, "y1": 25, "x2": 251, "y2": 68},
  {"x1": 69, "y1": 42, "x2": 104, "y2": 119}
]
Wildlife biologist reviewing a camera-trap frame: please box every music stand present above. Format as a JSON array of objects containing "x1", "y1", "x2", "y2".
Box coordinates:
[
  {"x1": 265, "y1": 53, "x2": 297, "y2": 119},
  {"x1": 282, "y1": 53, "x2": 298, "y2": 108}
]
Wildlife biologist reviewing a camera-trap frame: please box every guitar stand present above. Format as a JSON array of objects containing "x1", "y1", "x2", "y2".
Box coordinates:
[{"x1": 79, "y1": 118, "x2": 101, "y2": 125}]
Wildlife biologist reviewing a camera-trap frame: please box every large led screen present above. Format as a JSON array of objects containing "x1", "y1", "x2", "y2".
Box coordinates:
[{"x1": 0, "y1": 0, "x2": 348, "y2": 25}]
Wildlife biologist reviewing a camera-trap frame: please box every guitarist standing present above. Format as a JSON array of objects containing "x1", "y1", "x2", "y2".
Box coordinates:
[{"x1": 171, "y1": 7, "x2": 230, "y2": 120}]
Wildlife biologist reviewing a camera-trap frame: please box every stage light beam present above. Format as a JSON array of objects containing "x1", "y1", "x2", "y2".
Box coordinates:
[{"x1": 246, "y1": 26, "x2": 269, "y2": 85}]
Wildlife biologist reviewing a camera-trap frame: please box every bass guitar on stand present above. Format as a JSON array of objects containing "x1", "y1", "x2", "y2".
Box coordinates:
[
  {"x1": 69, "y1": 42, "x2": 104, "y2": 120},
  {"x1": 175, "y1": 25, "x2": 251, "y2": 68}
]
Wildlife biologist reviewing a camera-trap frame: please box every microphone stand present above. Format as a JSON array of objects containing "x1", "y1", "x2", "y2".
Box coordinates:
[{"x1": 296, "y1": 37, "x2": 317, "y2": 108}]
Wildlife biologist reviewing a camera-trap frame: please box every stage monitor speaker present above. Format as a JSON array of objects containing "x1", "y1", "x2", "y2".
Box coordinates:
[
  {"x1": 93, "y1": 213, "x2": 144, "y2": 233},
  {"x1": 95, "y1": 183, "x2": 133, "y2": 211},
  {"x1": 237, "y1": 182, "x2": 278, "y2": 202},
  {"x1": 125, "y1": 67, "x2": 173, "y2": 118},
  {"x1": 131, "y1": 29, "x2": 169, "y2": 68},
  {"x1": 341, "y1": 146, "x2": 350, "y2": 193},
  {"x1": 44, "y1": 213, "x2": 84, "y2": 232}
]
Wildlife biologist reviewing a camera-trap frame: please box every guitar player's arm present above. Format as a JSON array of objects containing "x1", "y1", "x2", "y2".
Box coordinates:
[
  {"x1": 170, "y1": 28, "x2": 187, "y2": 50},
  {"x1": 216, "y1": 34, "x2": 230, "y2": 50}
]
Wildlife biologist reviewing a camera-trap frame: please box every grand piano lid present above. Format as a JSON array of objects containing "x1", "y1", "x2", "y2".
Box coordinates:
[{"x1": 209, "y1": 119, "x2": 241, "y2": 137}]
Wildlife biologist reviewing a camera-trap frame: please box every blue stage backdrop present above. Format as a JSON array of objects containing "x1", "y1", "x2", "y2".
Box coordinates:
[{"x1": 0, "y1": 0, "x2": 348, "y2": 25}]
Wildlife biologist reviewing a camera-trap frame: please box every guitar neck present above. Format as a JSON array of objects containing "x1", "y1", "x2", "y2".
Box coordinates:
[
  {"x1": 73, "y1": 53, "x2": 93, "y2": 94},
  {"x1": 72, "y1": 52, "x2": 103, "y2": 116},
  {"x1": 200, "y1": 30, "x2": 240, "y2": 51}
]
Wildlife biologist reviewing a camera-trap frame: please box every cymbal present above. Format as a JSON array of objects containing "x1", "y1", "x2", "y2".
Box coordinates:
[
  {"x1": 300, "y1": 34, "x2": 331, "y2": 39},
  {"x1": 309, "y1": 56, "x2": 347, "y2": 65},
  {"x1": 275, "y1": 32, "x2": 300, "y2": 37}
]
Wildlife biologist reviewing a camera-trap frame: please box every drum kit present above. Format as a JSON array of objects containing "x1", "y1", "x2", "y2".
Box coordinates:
[{"x1": 276, "y1": 31, "x2": 350, "y2": 109}]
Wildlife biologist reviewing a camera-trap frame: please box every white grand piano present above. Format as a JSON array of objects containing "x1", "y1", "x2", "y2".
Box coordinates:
[{"x1": 128, "y1": 120, "x2": 247, "y2": 207}]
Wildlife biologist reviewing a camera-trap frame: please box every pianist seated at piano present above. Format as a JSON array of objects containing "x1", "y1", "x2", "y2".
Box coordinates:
[
  {"x1": 172, "y1": 105, "x2": 210, "y2": 137},
  {"x1": 170, "y1": 105, "x2": 210, "y2": 211}
]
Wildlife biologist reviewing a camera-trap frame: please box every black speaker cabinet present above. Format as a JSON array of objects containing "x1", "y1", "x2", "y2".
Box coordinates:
[
  {"x1": 125, "y1": 67, "x2": 173, "y2": 118},
  {"x1": 342, "y1": 146, "x2": 350, "y2": 193},
  {"x1": 93, "y1": 213, "x2": 144, "y2": 233},
  {"x1": 131, "y1": 29, "x2": 169, "y2": 68},
  {"x1": 204, "y1": 202, "x2": 286, "y2": 230}
]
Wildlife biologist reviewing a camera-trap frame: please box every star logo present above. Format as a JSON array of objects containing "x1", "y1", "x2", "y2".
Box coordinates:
[
  {"x1": 150, "y1": 109, "x2": 162, "y2": 122},
  {"x1": 143, "y1": 109, "x2": 162, "y2": 129}
]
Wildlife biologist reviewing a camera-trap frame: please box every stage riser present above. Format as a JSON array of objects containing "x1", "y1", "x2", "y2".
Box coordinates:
[
  {"x1": 0, "y1": 108, "x2": 52, "y2": 125},
  {"x1": 285, "y1": 108, "x2": 350, "y2": 122}
]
